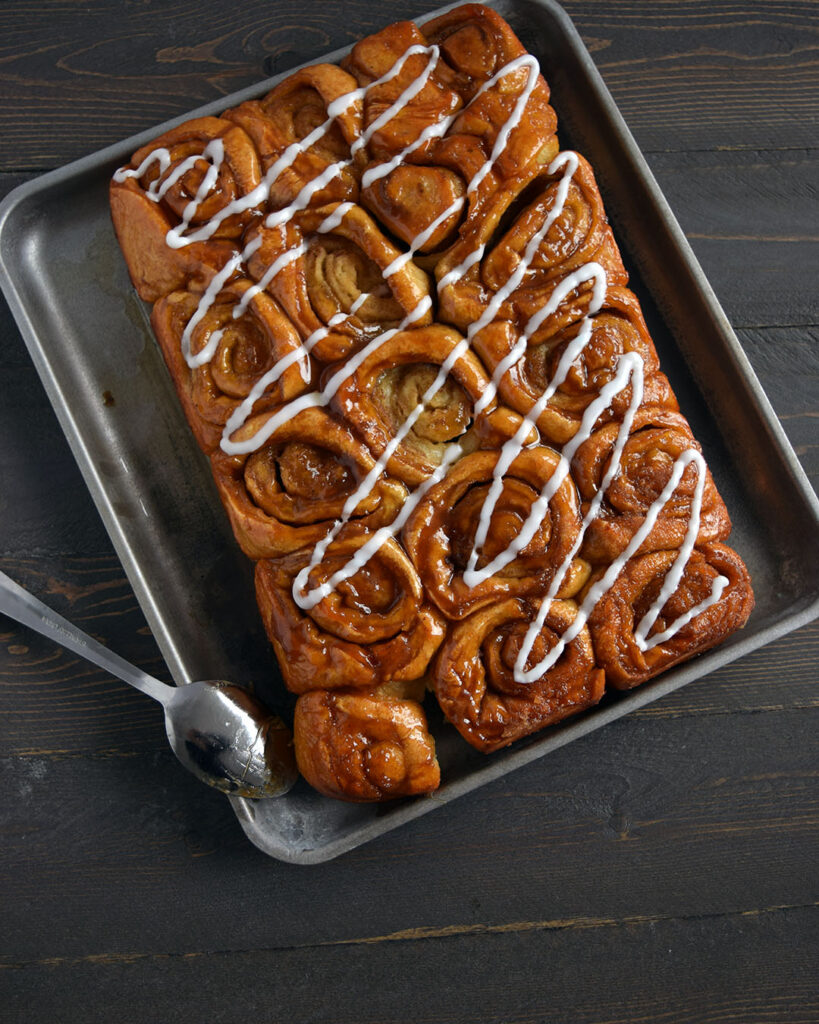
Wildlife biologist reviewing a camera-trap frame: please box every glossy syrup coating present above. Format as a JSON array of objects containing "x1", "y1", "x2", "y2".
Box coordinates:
[
  {"x1": 110, "y1": 4, "x2": 754, "y2": 802},
  {"x1": 586, "y1": 543, "x2": 754, "y2": 689},
  {"x1": 151, "y1": 280, "x2": 311, "y2": 453},
  {"x1": 224, "y1": 64, "x2": 364, "y2": 208},
  {"x1": 254, "y1": 537, "x2": 446, "y2": 693},
  {"x1": 294, "y1": 688, "x2": 440, "y2": 801}
]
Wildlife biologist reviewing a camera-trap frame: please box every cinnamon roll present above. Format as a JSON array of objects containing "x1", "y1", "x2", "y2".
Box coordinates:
[
  {"x1": 347, "y1": 27, "x2": 471, "y2": 264},
  {"x1": 437, "y1": 153, "x2": 626, "y2": 334},
  {"x1": 151, "y1": 279, "x2": 312, "y2": 453},
  {"x1": 332, "y1": 324, "x2": 503, "y2": 485},
  {"x1": 109, "y1": 4, "x2": 754, "y2": 803},
  {"x1": 423, "y1": 83, "x2": 558, "y2": 287},
  {"x1": 345, "y1": 11, "x2": 559, "y2": 275},
  {"x1": 435, "y1": 598, "x2": 605, "y2": 752},
  {"x1": 487, "y1": 154, "x2": 626, "y2": 306},
  {"x1": 403, "y1": 448, "x2": 584, "y2": 619},
  {"x1": 342, "y1": 21, "x2": 462, "y2": 163},
  {"x1": 245, "y1": 202, "x2": 432, "y2": 363},
  {"x1": 211, "y1": 407, "x2": 406, "y2": 560},
  {"x1": 225, "y1": 63, "x2": 363, "y2": 209},
  {"x1": 294, "y1": 687, "x2": 440, "y2": 801},
  {"x1": 255, "y1": 536, "x2": 446, "y2": 693},
  {"x1": 427, "y1": 5, "x2": 558, "y2": 217},
  {"x1": 110, "y1": 116, "x2": 263, "y2": 302},
  {"x1": 572, "y1": 406, "x2": 731, "y2": 563},
  {"x1": 431, "y1": 50, "x2": 557, "y2": 207},
  {"x1": 422, "y1": 3, "x2": 533, "y2": 94},
  {"x1": 586, "y1": 542, "x2": 754, "y2": 689},
  {"x1": 472, "y1": 288, "x2": 678, "y2": 446},
  {"x1": 361, "y1": 163, "x2": 467, "y2": 255}
]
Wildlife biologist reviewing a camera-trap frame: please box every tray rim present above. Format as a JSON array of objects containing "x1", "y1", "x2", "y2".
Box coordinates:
[{"x1": 1, "y1": 0, "x2": 818, "y2": 865}]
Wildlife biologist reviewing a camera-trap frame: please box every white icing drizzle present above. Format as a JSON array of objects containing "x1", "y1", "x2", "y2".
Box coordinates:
[
  {"x1": 316, "y1": 201, "x2": 356, "y2": 234},
  {"x1": 468, "y1": 56, "x2": 541, "y2": 196},
  {"x1": 350, "y1": 45, "x2": 441, "y2": 158},
  {"x1": 514, "y1": 446, "x2": 729, "y2": 681},
  {"x1": 437, "y1": 243, "x2": 485, "y2": 292},
  {"x1": 173, "y1": 46, "x2": 452, "y2": 372},
  {"x1": 468, "y1": 151, "x2": 587, "y2": 414},
  {"x1": 361, "y1": 111, "x2": 456, "y2": 189},
  {"x1": 220, "y1": 295, "x2": 432, "y2": 457},
  {"x1": 180, "y1": 249, "x2": 247, "y2": 367},
  {"x1": 466, "y1": 346, "x2": 643, "y2": 591},
  {"x1": 232, "y1": 233, "x2": 306, "y2": 320},
  {"x1": 293, "y1": 443, "x2": 464, "y2": 611},
  {"x1": 476, "y1": 261, "x2": 607, "y2": 416},
  {"x1": 637, "y1": 574, "x2": 729, "y2": 650},
  {"x1": 117, "y1": 36, "x2": 733, "y2": 679},
  {"x1": 164, "y1": 139, "x2": 225, "y2": 231},
  {"x1": 289, "y1": 60, "x2": 551, "y2": 610},
  {"x1": 112, "y1": 147, "x2": 171, "y2": 184},
  {"x1": 114, "y1": 140, "x2": 235, "y2": 250},
  {"x1": 632, "y1": 449, "x2": 730, "y2": 651}
]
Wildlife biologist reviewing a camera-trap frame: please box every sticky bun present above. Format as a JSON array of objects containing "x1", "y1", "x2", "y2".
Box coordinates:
[{"x1": 111, "y1": 3, "x2": 753, "y2": 803}]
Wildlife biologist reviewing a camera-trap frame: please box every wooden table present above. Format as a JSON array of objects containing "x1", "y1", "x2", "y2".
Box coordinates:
[{"x1": 1, "y1": 2, "x2": 816, "y2": 1020}]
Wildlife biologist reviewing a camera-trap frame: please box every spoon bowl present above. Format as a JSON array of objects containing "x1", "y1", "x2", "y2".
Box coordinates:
[
  {"x1": 164, "y1": 680, "x2": 297, "y2": 798},
  {"x1": 0, "y1": 569, "x2": 298, "y2": 799}
]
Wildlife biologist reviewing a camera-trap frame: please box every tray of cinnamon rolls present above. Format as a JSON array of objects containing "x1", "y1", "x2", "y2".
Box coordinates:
[{"x1": 2, "y1": 0, "x2": 817, "y2": 862}]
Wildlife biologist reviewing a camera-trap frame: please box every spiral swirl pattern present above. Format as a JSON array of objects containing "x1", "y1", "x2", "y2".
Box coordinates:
[
  {"x1": 110, "y1": 4, "x2": 754, "y2": 803},
  {"x1": 435, "y1": 598, "x2": 605, "y2": 752},
  {"x1": 586, "y1": 543, "x2": 755, "y2": 689},
  {"x1": 255, "y1": 536, "x2": 446, "y2": 693}
]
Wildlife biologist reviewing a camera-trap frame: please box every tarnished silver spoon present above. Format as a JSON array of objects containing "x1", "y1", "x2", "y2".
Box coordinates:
[{"x1": 0, "y1": 569, "x2": 297, "y2": 799}]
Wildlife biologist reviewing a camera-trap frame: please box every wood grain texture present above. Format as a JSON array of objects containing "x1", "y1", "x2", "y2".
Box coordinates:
[
  {"x1": 0, "y1": 0, "x2": 816, "y2": 167},
  {"x1": 2, "y1": 907, "x2": 817, "y2": 1023},
  {"x1": 0, "y1": 1, "x2": 816, "y2": 1022},
  {"x1": 2, "y1": 709, "x2": 816, "y2": 947}
]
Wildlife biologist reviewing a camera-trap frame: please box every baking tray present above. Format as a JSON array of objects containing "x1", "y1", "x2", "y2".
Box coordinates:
[{"x1": 1, "y1": 0, "x2": 817, "y2": 864}]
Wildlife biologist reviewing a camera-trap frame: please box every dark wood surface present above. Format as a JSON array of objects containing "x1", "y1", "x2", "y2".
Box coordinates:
[{"x1": 1, "y1": 2, "x2": 817, "y2": 1020}]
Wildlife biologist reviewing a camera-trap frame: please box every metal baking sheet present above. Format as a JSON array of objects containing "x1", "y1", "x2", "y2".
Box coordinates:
[{"x1": 1, "y1": 0, "x2": 817, "y2": 864}]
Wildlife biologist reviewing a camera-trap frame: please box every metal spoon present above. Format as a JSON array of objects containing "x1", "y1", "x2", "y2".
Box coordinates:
[{"x1": 0, "y1": 569, "x2": 298, "y2": 799}]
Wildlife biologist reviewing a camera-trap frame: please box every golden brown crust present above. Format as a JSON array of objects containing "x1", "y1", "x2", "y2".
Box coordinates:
[
  {"x1": 211, "y1": 408, "x2": 407, "y2": 560},
  {"x1": 434, "y1": 598, "x2": 605, "y2": 752},
  {"x1": 293, "y1": 688, "x2": 440, "y2": 801},
  {"x1": 109, "y1": 178, "x2": 238, "y2": 304},
  {"x1": 255, "y1": 537, "x2": 446, "y2": 693},
  {"x1": 109, "y1": 116, "x2": 263, "y2": 301},
  {"x1": 422, "y1": 4, "x2": 530, "y2": 88},
  {"x1": 586, "y1": 542, "x2": 755, "y2": 689},
  {"x1": 343, "y1": 22, "x2": 463, "y2": 163},
  {"x1": 109, "y1": 4, "x2": 754, "y2": 803}
]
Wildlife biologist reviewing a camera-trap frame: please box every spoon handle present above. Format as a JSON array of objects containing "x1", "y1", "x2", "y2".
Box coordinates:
[{"x1": 0, "y1": 569, "x2": 171, "y2": 705}]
